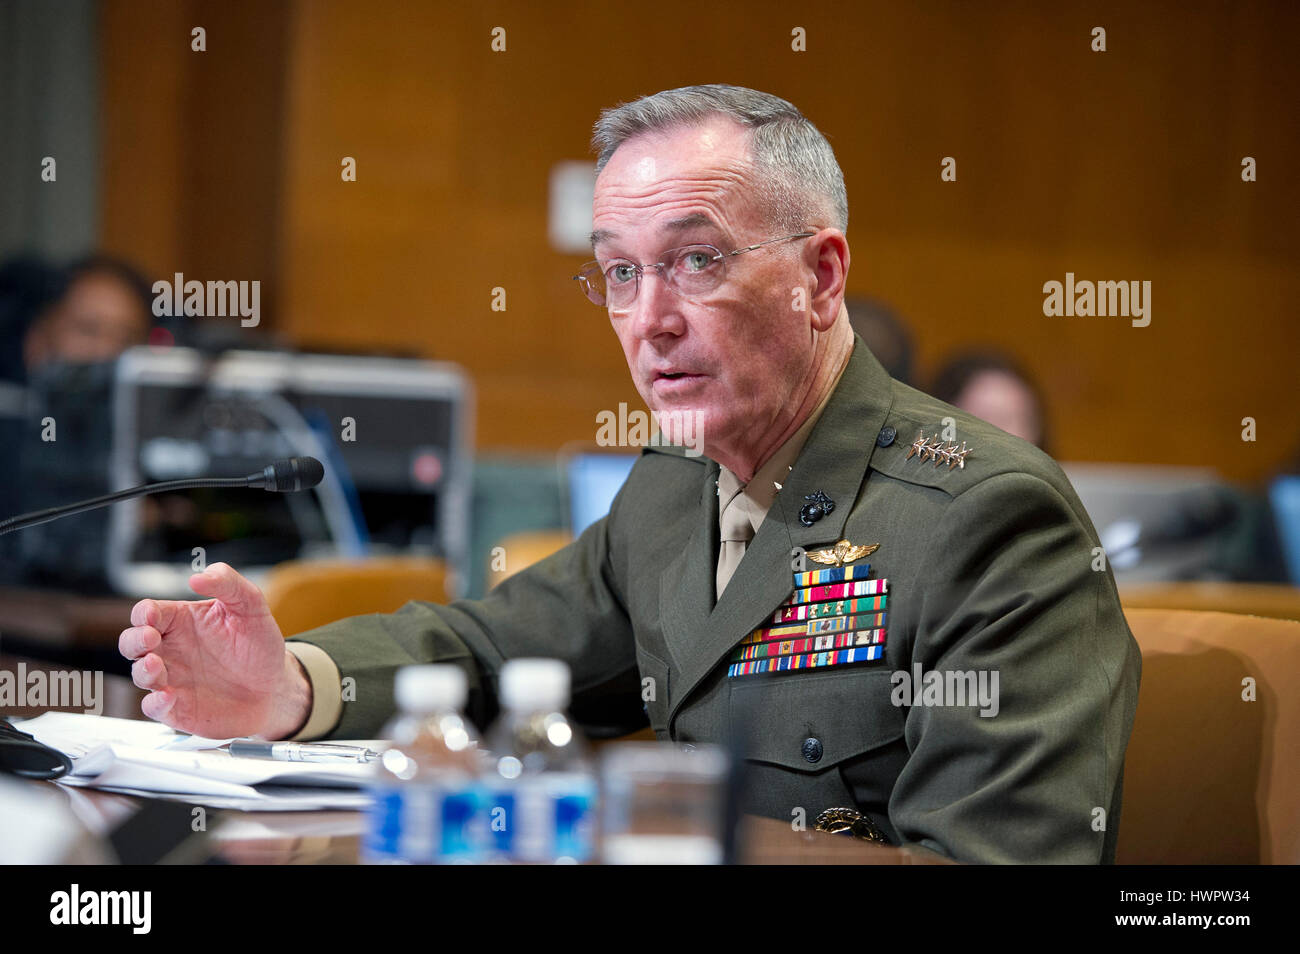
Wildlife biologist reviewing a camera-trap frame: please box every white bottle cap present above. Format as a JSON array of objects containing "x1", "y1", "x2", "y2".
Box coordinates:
[
  {"x1": 394, "y1": 665, "x2": 467, "y2": 713},
  {"x1": 499, "y1": 658, "x2": 570, "y2": 711}
]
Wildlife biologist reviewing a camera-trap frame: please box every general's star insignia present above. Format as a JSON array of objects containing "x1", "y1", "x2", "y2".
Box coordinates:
[
  {"x1": 807, "y1": 539, "x2": 880, "y2": 567},
  {"x1": 906, "y1": 431, "x2": 972, "y2": 471}
]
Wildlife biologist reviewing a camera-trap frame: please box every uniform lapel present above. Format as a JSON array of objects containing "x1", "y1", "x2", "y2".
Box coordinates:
[
  {"x1": 662, "y1": 337, "x2": 896, "y2": 725},
  {"x1": 658, "y1": 459, "x2": 720, "y2": 672}
]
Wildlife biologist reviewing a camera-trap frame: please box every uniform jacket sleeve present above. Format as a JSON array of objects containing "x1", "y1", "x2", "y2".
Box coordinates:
[
  {"x1": 285, "y1": 503, "x2": 646, "y2": 740},
  {"x1": 886, "y1": 471, "x2": 1139, "y2": 863}
]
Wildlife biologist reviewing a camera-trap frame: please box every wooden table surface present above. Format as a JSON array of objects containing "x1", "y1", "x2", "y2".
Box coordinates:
[
  {"x1": 3, "y1": 653, "x2": 951, "y2": 865},
  {"x1": 28, "y1": 783, "x2": 950, "y2": 864}
]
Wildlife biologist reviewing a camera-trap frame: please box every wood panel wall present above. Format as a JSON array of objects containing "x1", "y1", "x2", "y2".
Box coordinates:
[{"x1": 100, "y1": 0, "x2": 1300, "y2": 483}]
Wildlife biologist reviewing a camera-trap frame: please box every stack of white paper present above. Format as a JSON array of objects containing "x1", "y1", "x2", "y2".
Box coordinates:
[{"x1": 16, "y1": 712, "x2": 380, "y2": 811}]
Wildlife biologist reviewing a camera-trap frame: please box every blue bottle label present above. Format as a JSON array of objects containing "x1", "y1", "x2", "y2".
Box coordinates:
[
  {"x1": 486, "y1": 775, "x2": 595, "y2": 862},
  {"x1": 552, "y1": 785, "x2": 596, "y2": 862},
  {"x1": 364, "y1": 781, "x2": 482, "y2": 864}
]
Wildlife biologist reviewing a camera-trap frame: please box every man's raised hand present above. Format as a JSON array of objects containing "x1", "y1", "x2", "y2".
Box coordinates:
[{"x1": 117, "y1": 562, "x2": 312, "y2": 740}]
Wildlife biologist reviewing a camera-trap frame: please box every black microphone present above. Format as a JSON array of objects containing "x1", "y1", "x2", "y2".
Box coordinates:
[
  {"x1": 246, "y1": 456, "x2": 326, "y2": 493},
  {"x1": 0, "y1": 456, "x2": 325, "y2": 536}
]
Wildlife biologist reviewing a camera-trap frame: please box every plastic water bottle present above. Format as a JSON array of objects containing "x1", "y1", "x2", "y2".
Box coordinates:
[
  {"x1": 363, "y1": 664, "x2": 482, "y2": 864},
  {"x1": 483, "y1": 659, "x2": 597, "y2": 863}
]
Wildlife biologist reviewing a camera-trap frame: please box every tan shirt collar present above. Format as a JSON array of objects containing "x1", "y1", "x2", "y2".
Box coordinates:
[{"x1": 717, "y1": 363, "x2": 848, "y2": 537}]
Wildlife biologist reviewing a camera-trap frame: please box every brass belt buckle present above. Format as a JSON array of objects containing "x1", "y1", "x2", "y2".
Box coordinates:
[{"x1": 814, "y1": 807, "x2": 890, "y2": 844}]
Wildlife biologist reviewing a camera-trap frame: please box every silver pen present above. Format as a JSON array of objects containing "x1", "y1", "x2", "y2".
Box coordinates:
[{"x1": 228, "y1": 740, "x2": 383, "y2": 763}]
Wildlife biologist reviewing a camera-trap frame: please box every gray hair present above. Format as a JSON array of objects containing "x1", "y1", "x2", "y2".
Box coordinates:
[{"x1": 591, "y1": 84, "x2": 848, "y2": 234}]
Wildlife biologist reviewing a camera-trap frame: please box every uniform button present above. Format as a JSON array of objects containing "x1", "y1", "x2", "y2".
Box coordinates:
[
  {"x1": 801, "y1": 737, "x2": 823, "y2": 763},
  {"x1": 876, "y1": 426, "x2": 897, "y2": 448}
]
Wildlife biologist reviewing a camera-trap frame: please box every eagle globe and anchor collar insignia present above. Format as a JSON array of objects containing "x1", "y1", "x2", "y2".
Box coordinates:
[
  {"x1": 798, "y1": 491, "x2": 835, "y2": 527},
  {"x1": 728, "y1": 538, "x2": 890, "y2": 678}
]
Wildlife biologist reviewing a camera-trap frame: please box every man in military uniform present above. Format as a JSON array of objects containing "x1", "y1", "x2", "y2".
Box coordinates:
[{"x1": 118, "y1": 85, "x2": 1141, "y2": 864}]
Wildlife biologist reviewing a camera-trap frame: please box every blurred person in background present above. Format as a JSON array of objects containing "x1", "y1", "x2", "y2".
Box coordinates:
[
  {"x1": 0, "y1": 254, "x2": 60, "y2": 388},
  {"x1": 1, "y1": 254, "x2": 154, "y2": 588},
  {"x1": 21, "y1": 254, "x2": 153, "y2": 373},
  {"x1": 844, "y1": 296, "x2": 914, "y2": 386},
  {"x1": 0, "y1": 255, "x2": 59, "y2": 579},
  {"x1": 930, "y1": 350, "x2": 1048, "y2": 452}
]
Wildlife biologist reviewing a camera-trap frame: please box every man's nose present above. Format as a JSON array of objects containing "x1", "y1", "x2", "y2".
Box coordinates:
[{"x1": 628, "y1": 266, "x2": 684, "y2": 338}]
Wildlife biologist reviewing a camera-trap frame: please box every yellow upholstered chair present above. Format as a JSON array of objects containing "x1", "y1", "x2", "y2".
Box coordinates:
[
  {"x1": 1117, "y1": 608, "x2": 1300, "y2": 864},
  {"x1": 1120, "y1": 582, "x2": 1300, "y2": 622},
  {"x1": 486, "y1": 530, "x2": 573, "y2": 590},
  {"x1": 263, "y1": 556, "x2": 450, "y2": 637}
]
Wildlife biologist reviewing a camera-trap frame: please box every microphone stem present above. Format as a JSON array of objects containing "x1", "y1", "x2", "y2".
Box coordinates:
[{"x1": 0, "y1": 476, "x2": 250, "y2": 536}]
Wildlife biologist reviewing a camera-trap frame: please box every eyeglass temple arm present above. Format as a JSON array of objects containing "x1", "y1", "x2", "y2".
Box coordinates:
[{"x1": 725, "y1": 231, "x2": 818, "y2": 257}]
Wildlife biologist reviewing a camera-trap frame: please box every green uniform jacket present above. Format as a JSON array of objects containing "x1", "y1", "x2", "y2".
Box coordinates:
[{"x1": 289, "y1": 338, "x2": 1141, "y2": 864}]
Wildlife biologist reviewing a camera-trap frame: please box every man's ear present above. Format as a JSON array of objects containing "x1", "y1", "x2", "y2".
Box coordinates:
[{"x1": 806, "y1": 229, "x2": 849, "y2": 332}]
